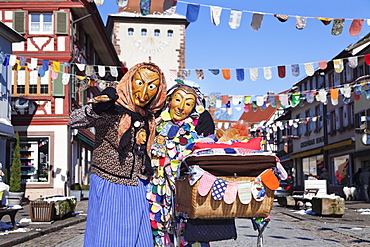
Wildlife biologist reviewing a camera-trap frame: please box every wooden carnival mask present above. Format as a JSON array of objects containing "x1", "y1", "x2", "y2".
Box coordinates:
[
  {"x1": 169, "y1": 86, "x2": 197, "y2": 121},
  {"x1": 131, "y1": 68, "x2": 160, "y2": 107}
]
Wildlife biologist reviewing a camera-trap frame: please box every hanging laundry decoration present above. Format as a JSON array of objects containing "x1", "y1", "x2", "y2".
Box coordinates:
[
  {"x1": 263, "y1": 67, "x2": 272, "y2": 80},
  {"x1": 229, "y1": 10, "x2": 242, "y2": 29},
  {"x1": 291, "y1": 64, "x2": 300, "y2": 77},
  {"x1": 251, "y1": 13, "x2": 264, "y2": 31},
  {"x1": 210, "y1": 6, "x2": 222, "y2": 26},
  {"x1": 186, "y1": 4, "x2": 200, "y2": 22},
  {"x1": 333, "y1": 59, "x2": 344, "y2": 73},
  {"x1": 349, "y1": 19, "x2": 364, "y2": 36},
  {"x1": 332, "y1": 19, "x2": 345, "y2": 35},
  {"x1": 236, "y1": 68, "x2": 244, "y2": 81}
]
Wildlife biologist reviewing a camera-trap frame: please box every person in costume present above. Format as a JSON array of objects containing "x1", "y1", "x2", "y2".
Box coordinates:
[
  {"x1": 148, "y1": 81, "x2": 214, "y2": 246},
  {"x1": 69, "y1": 62, "x2": 167, "y2": 247}
]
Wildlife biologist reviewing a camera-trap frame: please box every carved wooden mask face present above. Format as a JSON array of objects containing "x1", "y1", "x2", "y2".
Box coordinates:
[
  {"x1": 131, "y1": 68, "x2": 160, "y2": 107},
  {"x1": 169, "y1": 88, "x2": 196, "y2": 121}
]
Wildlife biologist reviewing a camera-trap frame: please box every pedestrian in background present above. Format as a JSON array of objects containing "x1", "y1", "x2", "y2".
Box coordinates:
[{"x1": 359, "y1": 168, "x2": 370, "y2": 202}]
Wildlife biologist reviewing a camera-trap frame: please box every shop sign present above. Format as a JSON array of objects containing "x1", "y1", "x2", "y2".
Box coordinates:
[{"x1": 300, "y1": 136, "x2": 324, "y2": 148}]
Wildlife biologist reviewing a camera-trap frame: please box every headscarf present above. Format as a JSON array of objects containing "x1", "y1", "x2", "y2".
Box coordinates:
[{"x1": 116, "y1": 62, "x2": 167, "y2": 152}]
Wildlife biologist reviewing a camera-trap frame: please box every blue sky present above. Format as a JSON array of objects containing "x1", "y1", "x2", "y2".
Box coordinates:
[{"x1": 97, "y1": 0, "x2": 370, "y2": 118}]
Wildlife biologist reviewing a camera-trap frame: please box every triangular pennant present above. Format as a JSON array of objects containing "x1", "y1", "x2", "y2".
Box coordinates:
[{"x1": 210, "y1": 6, "x2": 222, "y2": 26}]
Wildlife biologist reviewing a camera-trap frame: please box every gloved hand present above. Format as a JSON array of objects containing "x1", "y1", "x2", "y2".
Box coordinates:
[
  {"x1": 195, "y1": 110, "x2": 215, "y2": 136},
  {"x1": 92, "y1": 87, "x2": 119, "y2": 114}
]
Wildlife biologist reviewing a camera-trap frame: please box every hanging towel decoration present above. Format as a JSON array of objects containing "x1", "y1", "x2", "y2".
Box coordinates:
[
  {"x1": 306, "y1": 91, "x2": 315, "y2": 103},
  {"x1": 110, "y1": 66, "x2": 118, "y2": 77},
  {"x1": 232, "y1": 95, "x2": 242, "y2": 105},
  {"x1": 291, "y1": 93, "x2": 301, "y2": 108},
  {"x1": 14, "y1": 60, "x2": 21, "y2": 71},
  {"x1": 62, "y1": 72, "x2": 70, "y2": 85},
  {"x1": 2, "y1": 55, "x2": 9, "y2": 66},
  {"x1": 243, "y1": 104, "x2": 250, "y2": 112},
  {"x1": 333, "y1": 59, "x2": 344, "y2": 73},
  {"x1": 277, "y1": 66, "x2": 286, "y2": 78},
  {"x1": 316, "y1": 17, "x2": 332, "y2": 26},
  {"x1": 274, "y1": 14, "x2": 289, "y2": 22},
  {"x1": 263, "y1": 67, "x2": 272, "y2": 80},
  {"x1": 53, "y1": 61, "x2": 60, "y2": 73},
  {"x1": 222, "y1": 69, "x2": 231, "y2": 80},
  {"x1": 209, "y1": 69, "x2": 220, "y2": 75},
  {"x1": 318, "y1": 89, "x2": 328, "y2": 104},
  {"x1": 76, "y1": 63, "x2": 86, "y2": 72},
  {"x1": 9, "y1": 55, "x2": 16, "y2": 66},
  {"x1": 20, "y1": 57, "x2": 26, "y2": 67},
  {"x1": 318, "y1": 61, "x2": 328, "y2": 70},
  {"x1": 186, "y1": 4, "x2": 200, "y2": 23},
  {"x1": 256, "y1": 96, "x2": 264, "y2": 106},
  {"x1": 42, "y1": 60, "x2": 49, "y2": 71},
  {"x1": 95, "y1": 0, "x2": 104, "y2": 6},
  {"x1": 140, "y1": 0, "x2": 151, "y2": 16},
  {"x1": 85, "y1": 65, "x2": 94, "y2": 76},
  {"x1": 208, "y1": 95, "x2": 216, "y2": 107},
  {"x1": 196, "y1": 69, "x2": 204, "y2": 80},
  {"x1": 98, "y1": 65, "x2": 105, "y2": 77},
  {"x1": 38, "y1": 67, "x2": 45, "y2": 78},
  {"x1": 250, "y1": 68, "x2": 258, "y2": 81},
  {"x1": 181, "y1": 69, "x2": 191, "y2": 77},
  {"x1": 29, "y1": 58, "x2": 38, "y2": 70},
  {"x1": 291, "y1": 64, "x2": 300, "y2": 77},
  {"x1": 116, "y1": 0, "x2": 128, "y2": 8},
  {"x1": 364, "y1": 54, "x2": 370, "y2": 65},
  {"x1": 210, "y1": 6, "x2": 222, "y2": 26},
  {"x1": 223, "y1": 181, "x2": 238, "y2": 204},
  {"x1": 198, "y1": 172, "x2": 216, "y2": 196},
  {"x1": 348, "y1": 57, "x2": 358, "y2": 68},
  {"x1": 349, "y1": 19, "x2": 364, "y2": 36},
  {"x1": 304, "y1": 63, "x2": 315, "y2": 76},
  {"x1": 330, "y1": 88, "x2": 339, "y2": 106},
  {"x1": 235, "y1": 68, "x2": 244, "y2": 81},
  {"x1": 211, "y1": 178, "x2": 228, "y2": 201},
  {"x1": 229, "y1": 10, "x2": 242, "y2": 29},
  {"x1": 221, "y1": 95, "x2": 229, "y2": 104},
  {"x1": 354, "y1": 84, "x2": 362, "y2": 95},
  {"x1": 244, "y1": 96, "x2": 251, "y2": 104},
  {"x1": 279, "y1": 94, "x2": 289, "y2": 108},
  {"x1": 251, "y1": 13, "x2": 264, "y2": 31},
  {"x1": 332, "y1": 19, "x2": 345, "y2": 35},
  {"x1": 295, "y1": 16, "x2": 307, "y2": 30}
]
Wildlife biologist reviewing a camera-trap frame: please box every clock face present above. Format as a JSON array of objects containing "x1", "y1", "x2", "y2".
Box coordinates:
[
  {"x1": 361, "y1": 133, "x2": 370, "y2": 146},
  {"x1": 134, "y1": 38, "x2": 170, "y2": 54}
]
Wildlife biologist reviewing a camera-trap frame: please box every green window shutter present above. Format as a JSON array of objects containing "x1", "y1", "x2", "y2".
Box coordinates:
[
  {"x1": 55, "y1": 11, "x2": 68, "y2": 35},
  {"x1": 52, "y1": 65, "x2": 65, "y2": 97},
  {"x1": 13, "y1": 11, "x2": 26, "y2": 34}
]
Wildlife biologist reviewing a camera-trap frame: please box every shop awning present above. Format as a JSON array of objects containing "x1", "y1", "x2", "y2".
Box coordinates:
[
  {"x1": 0, "y1": 122, "x2": 15, "y2": 139},
  {"x1": 322, "y1": 139, "x2": 353, "y2": 151},
  {"x1": 290, "y1": 147, "x2": 322, "y2": 159}
]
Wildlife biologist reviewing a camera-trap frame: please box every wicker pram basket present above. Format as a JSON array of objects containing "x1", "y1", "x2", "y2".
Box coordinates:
[{"x1": 175, "y1": 153, "x2": 276, "y2": 219}]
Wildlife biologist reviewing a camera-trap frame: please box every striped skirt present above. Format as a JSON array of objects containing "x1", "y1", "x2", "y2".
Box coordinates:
[{"x1": 84, "y1": 174, "x2": 153, "y2": 247}]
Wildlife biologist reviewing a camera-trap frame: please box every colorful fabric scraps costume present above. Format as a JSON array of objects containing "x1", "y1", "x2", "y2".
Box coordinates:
[
  {"x1": 69, "y1": 62, "x2": 167, "y2": 247},
  {"x1": 148, "y1": 84, "x2": 208, "y2": 246}
]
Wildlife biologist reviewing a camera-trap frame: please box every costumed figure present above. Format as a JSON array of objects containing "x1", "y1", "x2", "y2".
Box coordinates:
[
  {"x1": 148, "y1": 81, "x2": 212, "y2": 246},
  {"x1": 69, "y1": 62, "x2": 167, "y2": 247}
]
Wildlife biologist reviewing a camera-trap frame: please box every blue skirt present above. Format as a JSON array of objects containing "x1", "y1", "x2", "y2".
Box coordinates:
[{"x1": 84, "y1": 174, "x2": 153, "y2": 247}]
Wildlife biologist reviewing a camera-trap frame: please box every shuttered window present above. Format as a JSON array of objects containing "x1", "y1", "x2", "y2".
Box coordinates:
[
  {"x1": 52, "y1": 64, "x2": 65, "y2": 97},
  {"x1": 55, "y1": 11, "x2": 68, "y2": 35},
  {"x1": 13, "y1": 11, "x2": 26, "y2": 34}
]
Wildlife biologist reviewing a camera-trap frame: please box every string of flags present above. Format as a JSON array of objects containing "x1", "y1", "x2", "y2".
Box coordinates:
[
  {"x1": 179, "y1": 1, "x2": 369, "y2": 36},
  {"x1": 172, "y1": 53, "x2": 370, "y2": 82}
]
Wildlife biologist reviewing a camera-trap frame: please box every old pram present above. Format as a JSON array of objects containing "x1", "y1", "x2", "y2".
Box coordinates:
[{"x1": 166, "y1": 147, "x2": 280, "y2": 247}]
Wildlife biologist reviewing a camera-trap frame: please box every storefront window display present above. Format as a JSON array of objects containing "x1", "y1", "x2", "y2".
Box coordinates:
[
  {"x1": 302, "y1": 154, "x2": 324, "y2": 180},
  {"x1": 11, "y1": 137, "x2": 50, "y2": 183},
  {"x1": 333, "y1": 155, "x2": 350, "y2": 186}
]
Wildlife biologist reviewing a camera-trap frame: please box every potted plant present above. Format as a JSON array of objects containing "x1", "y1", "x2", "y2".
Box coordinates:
[
  {"x1": 8, "y1": 132, "x2": 24, "y2": 206},
  {"x1": 70, "y1": 183, "x2": 82, "y2": 201},
  {"x1": 81, "y1": 184, "x2": 90, "y2": 199}
]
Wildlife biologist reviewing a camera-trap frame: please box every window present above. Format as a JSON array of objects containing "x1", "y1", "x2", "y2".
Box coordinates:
[
  {"x1": 128, "y1": 28, "x2": 134, "y2": 36},
  {"x1": 154, "y1": 29, "x2": 160, "y2": 36},
  {"x1": 11, "y1": 137, "x2": 50, "y2": 183},
  {"x1": 330, "y1": 111, "x2": 336, "y2": 133},
  {"x1": 29, "y1": 13, "x2": 53, "y2": 34},
  {"x1": 333, "y1": 155, "x2": 350, "y2": 186},
  {"x1": 302, "y1": 154, "x2": 323, "y2": 179},
  {"x1": 12, "y1": 68, "x2": 51, "y2": 96},
  {"x1": 141, "y1": 28, "x2": 147, "y2": 36},
  {"x1": 167, "y1": 30, "x2": 173, "y2": 37}
]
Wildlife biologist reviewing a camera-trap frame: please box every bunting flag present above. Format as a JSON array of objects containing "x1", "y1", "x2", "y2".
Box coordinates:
[{"x1": 180, "y1": 1, "x2": 368, "y2": 36}]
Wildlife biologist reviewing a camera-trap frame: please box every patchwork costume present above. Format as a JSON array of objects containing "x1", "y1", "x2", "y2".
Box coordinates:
[{"x1": 148, "y1": 84, "x2": 209, "y2": 246}]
